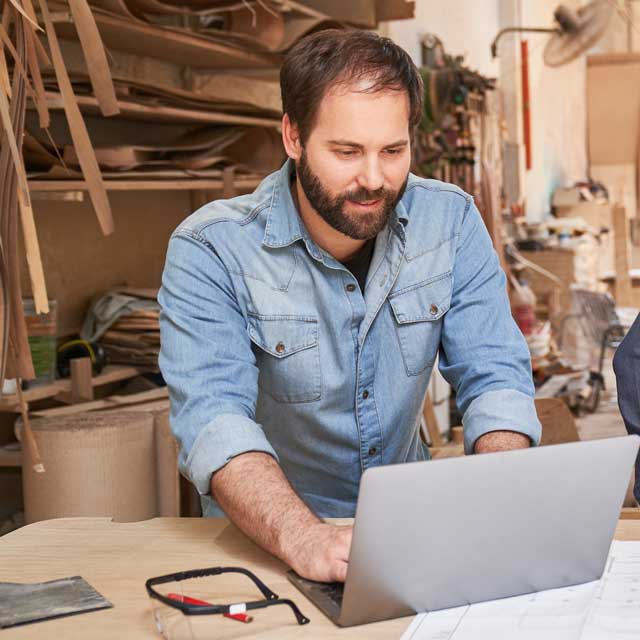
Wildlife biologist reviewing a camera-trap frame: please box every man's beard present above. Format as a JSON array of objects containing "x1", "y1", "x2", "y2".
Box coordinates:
[{"x1": 296, "y1": 150, "x2": 407, "y2": 241}]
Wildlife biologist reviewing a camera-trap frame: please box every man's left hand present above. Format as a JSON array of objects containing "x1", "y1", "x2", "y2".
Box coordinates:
[{"x1": 474, "y1": 430, "x2": 531, "y2": 454}]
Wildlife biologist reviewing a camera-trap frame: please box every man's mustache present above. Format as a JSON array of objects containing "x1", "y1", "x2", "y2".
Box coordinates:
[{"x1": 343, "y1": 186, "x2": 391, "y2": 203}]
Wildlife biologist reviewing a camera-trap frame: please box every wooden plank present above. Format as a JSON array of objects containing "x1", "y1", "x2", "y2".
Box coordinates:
[
  {"x1": 67, "y1": 0, "x2": 119, "y2": 116},
  {"x1": 53, "y1": 8, "x2": 279, "y2": 69},
  {"x1": 295, "y1": 0, "x2": 376, "y2": 26},
  {"x1": 0, "y1": 445, "x2": 22, "y2": 467},
  {"x1": 70, "y1": 356, "x2": 94, "y2": 403},
  {"x1": 535, "y1": 397, "x2": 580, "y2": 445},
  {"x1": 422, "y1": 391, "x2": 443, "y2": 447},
  {"x1": 587, "y1": 58, "x2": 640, "y2": 165},
  {"x1": 38, "y1": 0, "x2": 114, "y2": 236},
  {"x1": 28, "y1": 177, "x2": 263, "y2": 191},
  {"x1": 42, "y1": 91, "x2": 281, "y2": 128},
  {"x1": 0, "y1": 15, "x2": 37, "y2": 380},
  {"x1": 614, "y1": 204, "x2": 634, "y2": 306},
  {"x1": 47, "y1": 39, "x2": 282, "y2": 114},
  {"x1": 0, "y1": 364, "x2": 140, "y2": 410},
  {"x1": 588, "y1": 52, "x2": 640, "y2": 66},
  {"x1": 375, "y1": 0, "x2": 414, "y2": 22},
  {"x1": 32, "y1": 386, "x2": 169, "y2": 417},
  {"x1": 22, "y1": 0, "x2": 50, "y2": 128},
  {"x1": 0, "y1": 28, "x2": 49, "y2": 314}
]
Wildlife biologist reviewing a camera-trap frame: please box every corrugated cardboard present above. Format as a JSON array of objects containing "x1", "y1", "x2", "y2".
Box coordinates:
[
  {"x1": 122, "y1": 402, "x2": 179, "y2": 517},
  {"x1": 22, "y1": 410, "x2": 156, "y2": 523},
  {"x1": 152, "y1": 409, "x2": 180, "y2": 517}
]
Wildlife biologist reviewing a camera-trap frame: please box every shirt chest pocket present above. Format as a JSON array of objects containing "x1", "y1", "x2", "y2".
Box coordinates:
[
  {"x1": 247, "y1": 314, "x2": 321, "y2": 403},
  {"x1": 388, "y1": 272, "x2": 453, "y2": 376}
]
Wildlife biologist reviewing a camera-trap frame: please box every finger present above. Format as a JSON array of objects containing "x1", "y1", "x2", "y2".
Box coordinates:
[{"x1": 331, "y1": 560, "x2": 348, "y2": 583}]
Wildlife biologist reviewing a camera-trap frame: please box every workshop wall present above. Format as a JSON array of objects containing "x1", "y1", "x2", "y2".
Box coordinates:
[
  {"x1": 383, "y1": 0, "x2": 588, "y2": 224},
  {"x1": 19, "y1": 191, "x2": 191, "y2": 336},
  {"x1": 521, "y1": 0, "x2": 587, "y2": 223}
]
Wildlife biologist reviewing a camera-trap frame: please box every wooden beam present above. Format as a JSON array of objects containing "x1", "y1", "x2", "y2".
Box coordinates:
[
  {"x1": 42, "y1": 91, "x2": 282, "y2": 128},
  {"x1": 70, "y1": 356, "x2": 93, "y2": 403},
  {"x1": 422, "y1": 391, "x2": 443, "y2": 447},
  {"x1": 613, "y1": 204, "x2": 633, "y2": 306},
  {"x1": 28, "y1": 178, "x2": 263, "y2": 192},
  {"x1": 0, "y1": 364, "x2": 139, "y2": 410}
]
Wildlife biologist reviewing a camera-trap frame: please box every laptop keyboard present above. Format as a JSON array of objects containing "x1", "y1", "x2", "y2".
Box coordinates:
[{"x1": 315, "y1": 581, "x2": 344, "y2": 607}]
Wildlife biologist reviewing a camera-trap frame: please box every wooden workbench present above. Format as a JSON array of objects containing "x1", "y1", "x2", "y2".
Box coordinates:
[{"x1": 1, "y1": 517, "x2": 640, "y2": 638}]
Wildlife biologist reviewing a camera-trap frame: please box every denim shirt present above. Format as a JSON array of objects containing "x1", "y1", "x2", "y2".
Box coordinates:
[{"x1": 158, "y1": 160, "x2": 541, "y2": 517}]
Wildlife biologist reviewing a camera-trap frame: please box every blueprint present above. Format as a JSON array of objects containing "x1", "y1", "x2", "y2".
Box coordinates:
[{"x1": 401, "y1": 541, "x2": 640, "y2": 640}]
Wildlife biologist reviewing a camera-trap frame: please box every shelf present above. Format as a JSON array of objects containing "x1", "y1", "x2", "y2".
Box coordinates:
[
  {"x1": 27, "y1": 177, "x2": 264, "y2": 192},
  {"x1": 0, "y1": 365, "x2": 141, "y2": 411},
  {"x1": 0, "y1": 445, "x2": 22, "y2": 467}
]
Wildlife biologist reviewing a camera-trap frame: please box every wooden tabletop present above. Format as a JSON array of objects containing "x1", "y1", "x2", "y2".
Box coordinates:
[{"x1": 1, "y1": 517, "x2": 640, "y2": 639}]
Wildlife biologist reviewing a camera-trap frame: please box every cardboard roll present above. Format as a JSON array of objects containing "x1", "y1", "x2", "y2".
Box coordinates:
[{"x1": 22, "y1": 410, "x2": 156, "y2": 524}]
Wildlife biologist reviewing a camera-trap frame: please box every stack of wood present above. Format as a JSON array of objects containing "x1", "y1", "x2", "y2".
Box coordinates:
[
  {"x1": 100, "y1": 309, "x2": 160, "y2": 369},
  {"x1": 25, "y1": 0, "x2": 415, "y2": 200}
]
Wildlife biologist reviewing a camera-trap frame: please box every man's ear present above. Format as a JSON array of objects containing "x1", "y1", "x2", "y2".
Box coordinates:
[{"x1": 282, "y1": 113, "x2": 302, "y2": 160}]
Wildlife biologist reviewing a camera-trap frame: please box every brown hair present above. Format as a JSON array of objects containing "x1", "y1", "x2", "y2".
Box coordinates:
[{"x1": 280, "y1": 29, "x2": 423, "y2": 145}]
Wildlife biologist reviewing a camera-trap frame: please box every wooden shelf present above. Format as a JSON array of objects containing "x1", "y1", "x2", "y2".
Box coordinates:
[
  {"x1": 27, "y1": 177, "x2": 263, "y2": 192},
  {"x1": 0, "y1": 445, "x2": 22, "y2": 467},
  {"x1": 0, "y1": 365, "x2": 141, "y2": 411}
]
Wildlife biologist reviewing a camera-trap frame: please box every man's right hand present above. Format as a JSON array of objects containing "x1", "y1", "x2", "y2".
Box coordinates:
[
  {"x1": 212, "y1": 452, "x2": 353, "y2": 583},
  {"x1": 283, "y1": 522, "x2": 353, "y2": 583}
]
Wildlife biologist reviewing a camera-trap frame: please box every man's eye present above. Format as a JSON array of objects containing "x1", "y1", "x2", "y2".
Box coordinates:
[
  {"x1": 385, "y1": 148, "x2": 402, "y2": 155},
  {"x1": 337, "y1": 150, "x2": 356, "y2": 157}
]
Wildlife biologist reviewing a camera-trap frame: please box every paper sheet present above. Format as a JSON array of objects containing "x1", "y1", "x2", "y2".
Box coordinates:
[{"x1": 401, "y1": 541, "x2": 640, "y2": 640}]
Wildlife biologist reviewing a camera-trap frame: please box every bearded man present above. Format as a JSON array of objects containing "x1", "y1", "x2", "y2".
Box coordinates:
[{"x1": 159, "y1": 29, "x2": 541, "y2": 584}]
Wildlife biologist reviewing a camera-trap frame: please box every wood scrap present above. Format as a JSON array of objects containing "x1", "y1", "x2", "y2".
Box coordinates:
[
  {"x1": 38, "y1": 0, "x2": 114, "y2": 236},
  {"x1": 53, "y1": 8, "x2": 280, "y2": 68},
  {"x1": 67, "y1": 0, "x2": 120, "y2": 116},
  {"x1": 0, "y1": 13, "x2": 37, "y2": 380},
  {"x1": 613, "y1": 204, "x2": 633, "y2": 306}
]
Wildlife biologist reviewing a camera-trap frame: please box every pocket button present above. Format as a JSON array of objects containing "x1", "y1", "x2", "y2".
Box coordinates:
[
  {"x1": 275, "y1": 341, "x2": 286, "y2": 354},
  {"x1": 430, "y1": 304, "x2": 439, "y2": 315}
]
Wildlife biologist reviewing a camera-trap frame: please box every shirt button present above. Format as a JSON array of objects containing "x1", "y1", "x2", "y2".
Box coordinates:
[
  {"x1": 275, "y1": 342, "x2": 285, "y2": 354},
  {"x1": 345, "y1": 283, "x2": 356, "y2": 293},
  {"x1": 430, "y1": 303, "x2": 439, "y2": 315},
  {"x1": 368, "y1": 447, "x2": 377, "y2": 456},
  {"x1": 362, "y1": 390, "x2": 369, "y2": 399}
]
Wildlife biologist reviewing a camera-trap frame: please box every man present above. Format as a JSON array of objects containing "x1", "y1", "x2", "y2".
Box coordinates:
[
  {"x1": 613, "y1": 314, "x2": 640, "y2": 504},
  {"x1": 159, "y1": 29, "x2": 541, "y2": 584}
]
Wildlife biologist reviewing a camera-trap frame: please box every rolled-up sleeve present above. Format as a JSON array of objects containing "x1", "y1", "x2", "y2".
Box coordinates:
[
  {"x1": 158, "y1": 230, "x2": 277, "y2": 496},
  {"x1": 438, "y1": 198, "x2": 541, "y2": 454}
]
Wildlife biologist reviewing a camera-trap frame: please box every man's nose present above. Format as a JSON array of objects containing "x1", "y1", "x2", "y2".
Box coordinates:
[{"x1": 356, "y1": 156, "x2": 384, "y2": 193}]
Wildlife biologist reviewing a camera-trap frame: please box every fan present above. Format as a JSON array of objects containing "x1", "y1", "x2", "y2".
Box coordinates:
[{"x1": 491, "y1": 1, "x2": 614, "y2": 67}]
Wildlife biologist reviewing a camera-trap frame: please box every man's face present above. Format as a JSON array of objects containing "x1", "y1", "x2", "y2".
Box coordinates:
[{"x1": 294, "y1": 82, "x2": 412, "y2": 241}]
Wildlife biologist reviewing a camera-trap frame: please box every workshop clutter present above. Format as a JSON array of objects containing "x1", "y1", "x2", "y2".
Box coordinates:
[
  {"x1": 80, "y1": 288, "x2": 161, "y2": 370},
  {"x1": 505, "y1": 178, "x2": 636, "y2": 414},
  {"x1": 1, "y1": 0, "x2": 414, "y2": 395}
]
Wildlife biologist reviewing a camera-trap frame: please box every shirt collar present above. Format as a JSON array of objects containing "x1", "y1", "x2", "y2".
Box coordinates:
[
  {"x1": 262, "y1": 158, "x2": 409, "y2": 249},
  {"x1": 262, "y1": 159, "x2": 304, "y2": 248}
]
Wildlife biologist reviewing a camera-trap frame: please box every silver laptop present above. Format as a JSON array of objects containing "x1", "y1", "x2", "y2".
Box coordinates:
[{"x1": 288, "y1": 435, "x2": 640, "y2": 627}]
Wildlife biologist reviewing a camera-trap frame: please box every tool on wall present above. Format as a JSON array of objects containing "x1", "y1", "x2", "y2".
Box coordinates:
[{"x1": 491, "y1": 1, "x2": 614, "y2": 67}]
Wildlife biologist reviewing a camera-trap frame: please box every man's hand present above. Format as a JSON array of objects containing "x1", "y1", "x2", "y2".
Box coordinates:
[
  {"x1": 211, "y1": 452, "x2": 353, "y2": 583},
  {"x1": 282, "y1": 522, "x2": 353, "y2": 582},
  {"x1": 474, "y1": 430, "x2": 530, "y2": 454}
]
